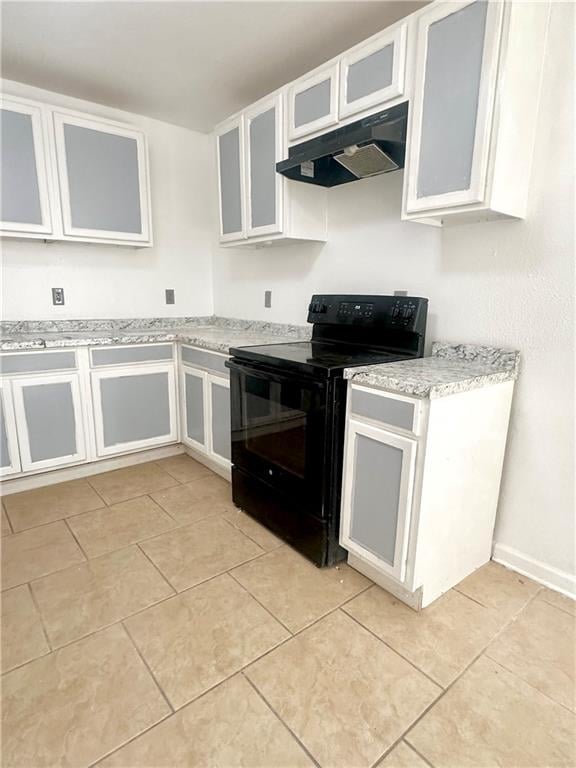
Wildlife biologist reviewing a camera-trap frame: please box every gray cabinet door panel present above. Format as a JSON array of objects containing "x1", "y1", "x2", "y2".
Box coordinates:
[
  {"x1": 249, "y1": 108, "x2": 276, "y2": 229},
  {"x1": 350, "y1": 433, "x2": 402, "y2": 566},
  {"x1": 22, "y1": 382, "x2": 77, "y2": 462},
  {"x1": 417, "y1": 0, "x2": 489, "y2": 198},
  {"x1": 1, "y1": 109, "x2": 42, "y2": 226},
  {"x1": 218, "y1": 126, "x2": 243, "y2": 236},
  {"x1": 351, "y1": 388, "x2": 415, "y2": 432},
  {"x1": 100, "y1": 372, "x2": 171, "y2": 447},
  {"x1": 0, "y1": 397, "x2": 10, "y2": 468},
  {"x1": 184, "y1": 372, "x2": 205, "y2": 445},
  {"x1": 91, "y1": 345, "x2": 173, "y2": 367},
  {"x1": 347, "y1": 44, "x2": 394, "y2": 104},
  {"x1": 294, "y1": 79, "x2": 332, "y2": 128},
  {"x1": 1, "y1": 351, "x2": 77, "y2": 375},
  {"x1": 63, "y1": 123, "x2": 142, "y2": 233},
  {"x1": 210, "y1": 381, "x2": 231, "y2": 461}
]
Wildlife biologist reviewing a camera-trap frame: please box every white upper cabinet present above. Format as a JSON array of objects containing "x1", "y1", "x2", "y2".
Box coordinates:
[
  {"x1": 215, "y1": 93, "x2": 327, "y2": 247},
  {"x1": 288, "y1": 63, "x2": 339, "y2": 141},
  {"x1": 244, "y1": 94, "x2": 283, "y2": 238},
  {"x1": 216, "y1": 116, "x2": 246, "y2": 242},
  {"x1": 403, "y1": 0, "x2": 550, "y2": 224},
  {"x1": 339, "y1": 23, "x2": 408, "y2": 120},
  {"x1": 0, "y1": 97, "x2": 53, "y2": 235},
  {"x1": 53, "y1": 112, "x2": 152, "y2": 244}
]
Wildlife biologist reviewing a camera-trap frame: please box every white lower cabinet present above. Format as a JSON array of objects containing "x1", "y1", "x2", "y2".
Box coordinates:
[
  {"x1": 341, "y1": 380, "x2": 516, "y2": 610},
  {"x1": 181, "y1": 364, "x2": 231, "y2": 469},
  {"x1": 0, "y1": 379, "x2": 21, "y2": 477},
  {"x1": 91, "y1": 363, "x2": 178, "y2": 457},
  {"x1": 11, "y1": 373, "x2": 87, "y2": 472},
  {"x1": 341, "y1": 419, "x2": 416, "y2": 583}
]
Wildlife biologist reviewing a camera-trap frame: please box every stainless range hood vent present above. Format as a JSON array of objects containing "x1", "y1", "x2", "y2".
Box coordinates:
[{"x1": 333, "y1": 143, "x2": 399, "y2": 179}]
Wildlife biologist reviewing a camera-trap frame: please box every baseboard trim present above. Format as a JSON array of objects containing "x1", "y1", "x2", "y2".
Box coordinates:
[
  {"x1": 0, "y1": 444, "x2": 186, "y2": 495},
  {"x1": 492, "y1": 542, "x2": 576, "y2": 599}
]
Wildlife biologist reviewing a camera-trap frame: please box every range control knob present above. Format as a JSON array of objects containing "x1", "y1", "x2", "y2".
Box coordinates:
[{"x1": 319, "y1": 303, "x2": 328, "y2": 313}]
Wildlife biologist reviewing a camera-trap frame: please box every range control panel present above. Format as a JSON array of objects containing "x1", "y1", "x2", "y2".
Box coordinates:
[{"x1": 307, "y1": 294, "x2": 427, "y2": 331}]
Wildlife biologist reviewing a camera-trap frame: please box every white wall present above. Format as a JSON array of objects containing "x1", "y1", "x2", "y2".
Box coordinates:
[
  {"x1": 213, "y1": 3, "x2": 575, "y2": 590},
  {"x1": 1, "y1": 80, "x2": 215, "y2": 320}
]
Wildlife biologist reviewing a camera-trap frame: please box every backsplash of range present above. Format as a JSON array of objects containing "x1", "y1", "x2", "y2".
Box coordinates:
[{"x1": 226, "y1": 294, "x2": 428, "y2": 567}]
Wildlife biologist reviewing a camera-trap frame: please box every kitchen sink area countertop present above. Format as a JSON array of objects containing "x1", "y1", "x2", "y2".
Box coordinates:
[
  {"x1": 345, "y1": 343, "x2": 520, "y2": 399},
  {"x1": 0, "y1": 316, "x2": 311, "y2": 353}
]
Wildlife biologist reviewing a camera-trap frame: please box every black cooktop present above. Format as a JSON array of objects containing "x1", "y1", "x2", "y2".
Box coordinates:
[{"x1": 229, "y1": 341, "x2": 410, "y2": 378}]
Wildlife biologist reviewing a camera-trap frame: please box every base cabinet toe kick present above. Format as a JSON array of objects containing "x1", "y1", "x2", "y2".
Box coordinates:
[
  {"x1": 340, "y1": 380, "x2": 515, "y2": 609},
  {"x1": 0, "y1": 343, "x2": 232, "y2": 483}
]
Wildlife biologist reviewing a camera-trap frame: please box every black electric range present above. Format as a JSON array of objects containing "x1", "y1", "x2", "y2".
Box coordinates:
[{"x1": 226, "y1": 294, "x2": 428, "y2": 567}]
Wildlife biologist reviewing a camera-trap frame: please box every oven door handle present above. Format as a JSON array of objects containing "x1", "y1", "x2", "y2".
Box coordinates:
[{"x1": 226, "y1": 358, "x2": 323, "y2": 389}]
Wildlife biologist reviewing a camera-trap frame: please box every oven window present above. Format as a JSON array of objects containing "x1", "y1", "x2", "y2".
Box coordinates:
[{"x1": 242, "y1": 375, "x2": 315, "y2": 479}]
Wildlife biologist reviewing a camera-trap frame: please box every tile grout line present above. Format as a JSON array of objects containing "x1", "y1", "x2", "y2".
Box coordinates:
[
  {"x1": 63, "y1": 517, "x2": 91, "y2": 561},
  {"x1": 242, "y1": 671, "x2": 322, "y2": 768},
  {"x1": 2, "y1": 501, "x2": 15, "y2": 535},
  {"x1": 135, "y1": 542, "x2": 178, "y2": 595},
  {"x1": 25, "y1": 581, "x2": 53, "y2": 652},
  {"x1": 343, "y1": 608, "x2": 444, "y2": 692},
  {"x1": 228, "y1": 570, "x2": 295, "y2": 635},
  {"x1": 121, "y1": 619, "x2": 175, "y2": 715},
  {"x1": 400, "y1": 740, "x2": 436, "y2": 768},
  {"x1": 374, "y1": 588, "x2": 549, "y2": 767}
]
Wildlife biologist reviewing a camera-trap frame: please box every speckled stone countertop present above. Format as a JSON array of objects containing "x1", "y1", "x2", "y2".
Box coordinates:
[
  {"x1": 0, "y1": 316, "x2": 310, "y2": 353},
  {"x1": 345, "y1": 343, "x2": 520, "y2": 399}
]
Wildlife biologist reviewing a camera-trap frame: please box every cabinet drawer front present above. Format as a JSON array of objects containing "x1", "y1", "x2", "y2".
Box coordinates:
[
  {"x1": 99, "y1": 372, "x2": 172, "y2": 448},
  {"x1": 0, "y1": 351, "x2": 77, "y2": 375},
  {"x1": 181, "y1": 346, "x2": 229, "y2": 376},
  {"x1": 350, "y1": 387, "x2": 416, "y2": 433},
  {"x1": 91, "y1": 344, "x2": 173, "y2": 367}
]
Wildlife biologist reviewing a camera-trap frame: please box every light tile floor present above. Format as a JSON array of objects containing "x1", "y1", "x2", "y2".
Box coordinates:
[{"x1": 1, "y1": 455, "x2": 575, "y2": 768}]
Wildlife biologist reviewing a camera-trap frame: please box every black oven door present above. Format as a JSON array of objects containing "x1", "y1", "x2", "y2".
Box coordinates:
[{"x1": 228, "y1": 359, "x2": 328, "y2": 518}]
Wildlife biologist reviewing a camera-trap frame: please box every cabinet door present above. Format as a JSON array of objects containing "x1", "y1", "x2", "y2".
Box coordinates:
[
  {"x1": 53, "y1": 112, "x2": 151, "y2": 243},
  {"x1": 245, "y1": 94, "x2": 283, "y2": 237},
  {"x1": 216, "y1": 117, "x2": 245, "y2": 242},
  {"x1": 181, "y1": 366, "x2": 207, "y2": 452},
  {"x1": 11, "y1": 373, "x2": 87, "y2": 472},
  {"x1": 92, "y1": 364, "x2": 177, "y2": 456},
  {"x1": 288, "y1": 63, "x2": 339, "y2": 141},
  {"x1": 208, "y1": 374, "x2": 231, "y2": 467},
  {"x1": 339, "y1": 23, "x2": 407, "y2": 119},
  {"x1": 0, "y1": 98, "x2": 53, "y2": 235},
  {"x1": 405, "y1": 0, "x2": 503, "y2": 213},
  {"x1": 340, "y1": 419, "x2": 416, "y2": 582},
  {"x1": 0, "y1": 380, "x2": 21, "y2": 477}
]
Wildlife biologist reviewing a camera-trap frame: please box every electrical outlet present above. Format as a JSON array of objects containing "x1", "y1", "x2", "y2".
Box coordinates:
[
  {"x1": 52, "y1": 288, "x2": 65, "y2": 306},
  {"x1": 264, "y1": 290, "x2": 272, "y2": 308},
  {"x1": 165, "y1": 289, "x2": 175, "y2": 305},
  {"x1": 394, "y1": 289, "x2": 408, "y2": 296}
]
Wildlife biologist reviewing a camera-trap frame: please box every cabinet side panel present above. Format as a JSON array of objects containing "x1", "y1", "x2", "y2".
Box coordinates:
[
  {"x1": 22, "y1": 382, "x2": 77, "y2": 462},
  {"x1": 414, "y1": 381, "x2": 514, "y2": 606}
]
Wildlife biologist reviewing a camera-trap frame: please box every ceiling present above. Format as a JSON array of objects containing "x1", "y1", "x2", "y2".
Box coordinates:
[{"x1": 1, "y1": 1, "x2": 425, "y2": 133}]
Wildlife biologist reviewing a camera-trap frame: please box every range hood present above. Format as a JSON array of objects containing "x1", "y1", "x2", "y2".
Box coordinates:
[{"x1": 276, "y1": 102, "x2": 408, "y2": 187}]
